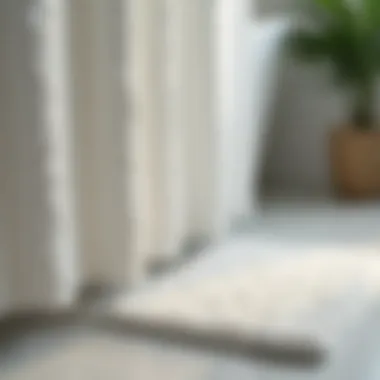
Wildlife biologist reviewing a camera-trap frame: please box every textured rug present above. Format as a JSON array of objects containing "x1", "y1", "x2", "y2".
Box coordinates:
[{"x1": 111, "y1": 251, "x2": 380, "y2": 367}]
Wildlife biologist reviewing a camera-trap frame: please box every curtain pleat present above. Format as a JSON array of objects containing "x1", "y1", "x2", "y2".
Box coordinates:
[{"x1": 126, "y1": 0, "x2": 219, "y2": 279}]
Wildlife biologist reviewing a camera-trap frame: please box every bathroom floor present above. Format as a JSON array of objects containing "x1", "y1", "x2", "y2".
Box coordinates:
[{"x1": 2, "y1": 200, "x2": 380, "y2": 380}]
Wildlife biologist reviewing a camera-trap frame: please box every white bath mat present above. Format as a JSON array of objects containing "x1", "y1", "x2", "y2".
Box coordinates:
[{"x1": 110, "y1": 251, "x2": 380, "y2": 366}]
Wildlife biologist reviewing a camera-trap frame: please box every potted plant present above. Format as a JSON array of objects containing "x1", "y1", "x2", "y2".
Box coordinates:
[{"x1": 290, "y1": 0, "x2": 380, "y2": 198}]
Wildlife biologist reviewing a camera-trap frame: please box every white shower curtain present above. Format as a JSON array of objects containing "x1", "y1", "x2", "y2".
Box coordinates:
[
  {"x1": 126, "y1": 0, "x2": 255, "y2": 281},
  {"x1": 126, "y1": 0, "x2": 216, "y2": 279},
  {"x1": 0, "y1": 0, "x2": 257, "y2": 314},
  {"x1": 0, "y1": 0, "x2": 78, "y2": 313}
]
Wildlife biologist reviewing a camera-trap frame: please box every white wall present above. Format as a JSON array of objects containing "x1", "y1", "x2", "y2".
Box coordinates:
[
  {"x1": 255, "y1": 0, "x2": 349, "y2": 197},
  {"x1": 263, "y1": 61, "x2": 348, "y2": 197}
]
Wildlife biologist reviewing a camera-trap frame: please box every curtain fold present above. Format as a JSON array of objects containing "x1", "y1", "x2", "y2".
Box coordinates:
[
  {"x1": 126, "y1": 0, "x2": 219, "y2": 281},
  {"x1": 0, "y1": 0, "x2": 78, "y2": 313},
  {"x1": 0, "y1": 0, "x2": 259, "y2": 310},
  {"x1": 126, "y1": 0, "x2": 257, "y2": 280}
]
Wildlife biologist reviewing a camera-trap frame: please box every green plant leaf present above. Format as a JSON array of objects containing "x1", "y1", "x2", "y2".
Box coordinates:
[
  {"x1": 289, "y1": 0, "x2": 380, "y2": 127},
  {"x1": 362, "y1": 0, "x2": 380, "y2": 30},
  {"x1": 315, "y1": 0, "x2": 352, "y2": 16}
]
